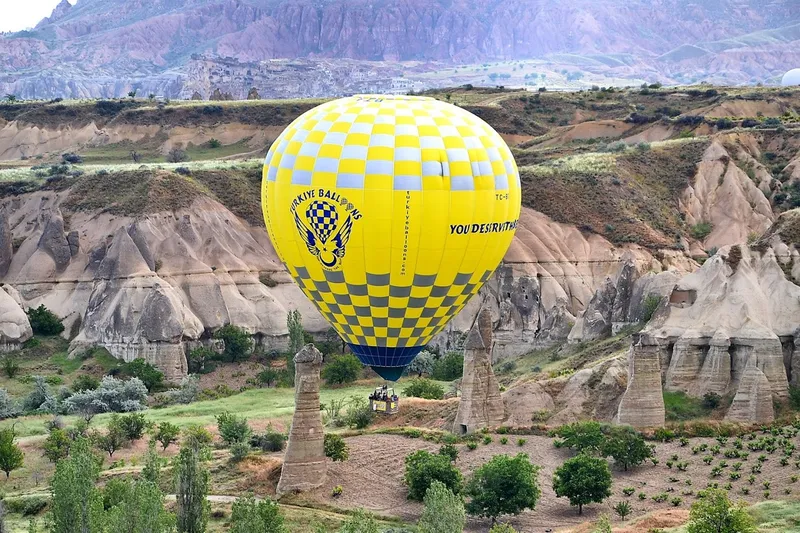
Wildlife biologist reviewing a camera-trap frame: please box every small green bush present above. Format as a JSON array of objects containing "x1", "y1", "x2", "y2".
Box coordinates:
[
  {"x1": 250, "y1": 425, "x2": 287, "y2": 452},
  {"x1": 404, "y1": 449, "x2": 462, "y2": 501},
  {"x1": 324, "y1": 433, "x2": 349, "y2": 462},
  {"x1": 26, "y1": 305, "x2": 64, "y2": 336},
  {"x1": 690, "y1": 222, "x2": 714, "y2": 241},
  {"x1": 321, "y1": 354, "x2": 363, "y2": 385},
  {"x1": 403, "y1": 378, "x2": 444, "y2": 400},
  {"x1": 216, "y1": 411, "x2": 251, "y2": 445},
  {"x1": 5, "y1": 495, "x2": 49, "y2": 516}
]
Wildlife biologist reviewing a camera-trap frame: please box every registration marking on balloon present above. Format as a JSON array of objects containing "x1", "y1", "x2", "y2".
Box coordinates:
[{"x1": 262, "y1": 94, "x2": 522, "y2": 381}]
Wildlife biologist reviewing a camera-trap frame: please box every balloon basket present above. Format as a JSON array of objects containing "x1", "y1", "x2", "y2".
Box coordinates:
[{"x1": 369, "y1": 385, "x2": 399, "y2": 415}]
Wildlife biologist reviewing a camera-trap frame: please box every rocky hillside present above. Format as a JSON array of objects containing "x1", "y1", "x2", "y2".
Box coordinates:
[
  {"x1": 1, "y1": 0, "x2": 799, "y2": 98},
  {"x1": 0, "y1": 86, "x2": 796, "y2": 400}
]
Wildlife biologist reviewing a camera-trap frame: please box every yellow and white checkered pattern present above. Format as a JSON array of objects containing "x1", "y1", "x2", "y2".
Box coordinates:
[{"x1": 262, "y1": 94, "x2": 521, "y2": 360}]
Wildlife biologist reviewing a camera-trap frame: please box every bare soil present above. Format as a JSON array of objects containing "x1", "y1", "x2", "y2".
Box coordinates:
[{"x1": 280, "y1": 432, "x2": 800, "y2": 532}]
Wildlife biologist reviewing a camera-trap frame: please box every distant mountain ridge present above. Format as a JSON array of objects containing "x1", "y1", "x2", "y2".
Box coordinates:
[{"x1": 1, "y1": 0, "x2": 799, "y2": 98}]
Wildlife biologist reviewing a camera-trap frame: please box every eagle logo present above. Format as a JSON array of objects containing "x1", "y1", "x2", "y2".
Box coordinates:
[{"x1": 294, "y1": 199, "x2": 354, "y2": 271}]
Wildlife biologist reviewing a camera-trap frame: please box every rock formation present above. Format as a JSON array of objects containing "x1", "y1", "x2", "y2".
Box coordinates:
[
  {"x1": 725, "y1": 364, "x2": 775, "y2": 423},
  {"x1": 0, "y1": 286, "x2": 32, "y2": 351},
  {"x1": 618, "y1": 211, "x2": 800, "y2": 425},
  {"x1": 502, "y1": 381, "x2": 555, "y2": 427},
  {"x1": 453, "y1": 309, "x2": 504, "y2": 434},
  {"x1": 277, "y1": 344, "x2": 326, "y2": 496},
  {"x1": 616, "y1": 334, "x2": 666, "y2": 427}
]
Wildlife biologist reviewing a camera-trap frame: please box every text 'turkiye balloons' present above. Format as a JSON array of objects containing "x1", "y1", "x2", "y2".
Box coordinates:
[{"x1": 262, "y1": 95, "x2": 521, "y2": 381}]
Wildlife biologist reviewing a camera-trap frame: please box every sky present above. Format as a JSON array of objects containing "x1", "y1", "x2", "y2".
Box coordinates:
[{"x1": 0, "y1": 0, "x2": 74, "y2": 33}]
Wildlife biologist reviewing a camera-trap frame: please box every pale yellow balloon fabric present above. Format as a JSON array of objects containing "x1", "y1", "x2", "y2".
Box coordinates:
[{"x1": 262, "y1": 95, "x2": 521, "y2": 380}]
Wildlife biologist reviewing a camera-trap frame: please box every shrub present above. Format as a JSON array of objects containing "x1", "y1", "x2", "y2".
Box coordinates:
[
  {"x1": 230, "y1": 441, "x2": 250, "y2": 462},
  {"x1": 438, "y1": 444, "x2": 459, "y2": 462},
  {"x1": 208, "y1": 138, "x2": 222, "y2": 149},
  {"x1": 26, "y1": 305, "x2": 64, "y2": 335},
  {"x1": 466, "y1": 441, "x2": 478, "y2": 451},
  {"x1": 404, "y1": 450, "x2": 463, "y2": 501},
  {"x1": 5, "y1": 495, "x2": 49, "y2": 516},
  {"x1": 715, "y1": 118, "x2": 734, "y2": 130},
  {"x1": 702, "y1": 392, "x2": 722, "y2": 409},
  {"x1": 322, "y1": 354, "x2": 363, "y2": 385},
  {"x1": 250, "y1": 425, "x2": 286, "y2": 452},
  {"x1": 187, "y1": 347, "x2": 216, "y2": 374},
  {"x1": 2, "y1": 355, "x2": 19, "y2": 379},
  {"x1": 403, "y1": 378, "x2": 445, "y2": 400},
  {"x1": 518, "y1": 438, "x2": 527, "y2": 446},
  {"x1": 116, "y1": 412, "x2": 148, "y2": 441},
  {"x1": 431, "y1": 352, "x2": 463, "y2": 381},
  {"x1": 332, "y1": 485, "x2": 343, "y2": 497},
  {"x1": 23, "y1": 376, "x2": 55, "y2": 413},
  {"x1": 686, "y1": 488, "x2": 756, "y2": 533},
  {"x1": 159, "y1": 375, "x2": 200, "y2": 405},
  {"x1": 642, "y1": 295, "x2": 662, "y2": 322},
  {"x1": 0, "y1": 388, "x2": 20, "y2": 419},
  {"x1": 72, "y1": 374, "x2": 100, "y2": 392},
  {"x1": 614, "y1": 501, "x2": 631, "y2": 520},
  {"x1": 121, "y1": 359, "x2": 164, "y2": 392},
  {"x1": 553, "y1": 454, "x2": 612, "y2": 515},
  {"x1": 690, "y1": 222, "x2": 714, "y2": 240},
  {"x1": 465, "y1": 453, "x2": 541, "y2": 521},
  {"x1": 418, "y1": 480, "x2": 466, "y2": 533},
  {"x1": 166, "y1": 148, "x2": 189, "y2": 163},
  {"x1": 213, "y1": 325, "x2": 253, "y2": 362},
  {"x1": 324, "y1": 433, "x2": 349, "y2": 462},
  {"x1": 345, "y1": 397, "x2": 373, "y2": 429},
  {"x1": 216, "y1": 411, "x2": 251, "y2": 445},
  {"x1": 43, "y1": 428, "x2": 71, "y2": 462},
  {"x1": 230, "y1": 495, "x2": 284, "y2": 532}
]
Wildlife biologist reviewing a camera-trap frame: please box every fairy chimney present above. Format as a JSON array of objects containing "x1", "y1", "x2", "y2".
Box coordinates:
[
  {"x1": 277, "y1": 344, "x2": 327, "y2": 496},
  {"x1": 453, "y1": 309, "x2": 505, "y2": 434}
]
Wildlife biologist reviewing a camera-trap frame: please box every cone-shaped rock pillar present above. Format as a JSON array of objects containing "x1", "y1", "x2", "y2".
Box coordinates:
[
  {"x1": 277, "y1": 344, "x2": 326, "y2": 496},
  {"x1": 453, "y1": 309, "x2": 505, "y2": 434}
]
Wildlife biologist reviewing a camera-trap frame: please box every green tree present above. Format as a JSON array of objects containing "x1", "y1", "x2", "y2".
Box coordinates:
[
  {"x1": 553, "y1": 421, "x2": 604, "y2": 453},
  {"x1": 257, "y1": 367, "x2": 280, "y2": 387},
  {"x1": 213, "y1": 324, "x2": 253, "y2": 362},
  {"x1": 93, "y1": 415, "x2": 130, "y2": 457},
  {"x1": 403, "y1": 378, "x2": 444, "y2": 400},
  {"x1": 601, "y1": 427, "x2": 653, "y2": 471},
  {"x1": 106, "y1": 479, "x2": 174, "y2": 533},
  {"x1": 117, "y1": 412, "x2": 149, "y2": 441},
  {"x1": 338, "y1": 509, "x2": 380, "y2": 533},
  {"x1": 51, "y1": 438, "x2": 104, "y2": 533},
  {"x1": 614, "y1": 501, "x2": 632, "y2": 520},
  {"x1": 4, "y1": 95, "x2": 17, "y2": 103},
  {"x1": 175, "y1": 443, "x2": 209, "y2": 533},
  {"x1": 418, "y1": 480, "x2": 466, "y2": 533},
  {"x1": 122, "y1": 359, "x2": 164, "y2": 392},
  {"x1": 404, "y1": 450, "x2": 463, "y2": 501},
  {"x1": 322, "y1": 354, "x2": 363, "y2": 385},
  {"x1": 25, "y1": 305, "x2": 64, "y2": 336},
  {"x1": 0, "y1": 427, "x2": 23, "y2": 478},
  {"x1": 155, "y1": 422, "x2": 180, "y2": 451},
  {"x1": 72, "y1": 374, "x2": 100, "y2": 392},
  {"x1": 142, "y1": 440, "x2": 163, "y2": 484},
  {"x1": 230, "y1": 495, "x2": 285, "y2": 533},
  {"x1": 465, "y1": 453, "x2": 541, "y2": 524},
  {"x1": 215, "y1": 411, "x2": 251, "y2": 445},
  {"x1": 686, "y1": 488, "x2": 757, "y2": 533},
  {"x1": 287, "y1": 310, "x2": 304, "y2": 355},
  {"x1": 43, "y1": 428, "x2": 71, "y2": 463},
  {"x1": 431, "y1": 352, "x2": 463, "y2": 381},
  {"x1": 553, "y1": 454, "x2": 612, "y2": 515},
  {"x1": 324, "y1": 433, "x2": 349, "y2": 462}
]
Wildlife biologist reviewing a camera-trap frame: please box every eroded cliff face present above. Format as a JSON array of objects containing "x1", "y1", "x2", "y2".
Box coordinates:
[
  {"x1": 616, "y1": 210, "x2": 800, "y2": 426},
  {"x1": 0, "y1": 190, "x2": 326, "y2": 380}
]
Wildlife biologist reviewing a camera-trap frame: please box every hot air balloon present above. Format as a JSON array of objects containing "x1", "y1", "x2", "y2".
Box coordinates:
[{"x1": 262, "y1": 95, "x2": 521, "y2": 382}]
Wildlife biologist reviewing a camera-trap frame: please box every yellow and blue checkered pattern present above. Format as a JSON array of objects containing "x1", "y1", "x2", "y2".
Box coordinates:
[{"x1": 262, "y1": 95, "x2": 521, "y2": 380}]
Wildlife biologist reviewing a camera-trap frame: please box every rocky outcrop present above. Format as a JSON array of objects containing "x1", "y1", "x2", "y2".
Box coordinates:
[
  {"x1": 725, "y1": 364, "x2": 775, "y2": 423},
  {"x1": 0, "y1": 287, "x2": 32, "y2": 351},
  {"x1": 277, "y1": 344, "x2": 326, "y2": 497},
  {"x1": 616, "y1": 335, "x2": 666, "y2": 427},
  {"x1": 37, "y1": 211, "x2": 71, "y2": 272},
  {"x1": 502, "y1": 381, "x2": 555, "y2": 427},
  {"x1": 453, "y1": 310, "x2": 504, "y2": 434},
  {"x1": 568, "y1": 257, "x2": 681, "y2": 343},
  {"x1": 630, "y1": 213, "x2": 800, "y2": 422}
]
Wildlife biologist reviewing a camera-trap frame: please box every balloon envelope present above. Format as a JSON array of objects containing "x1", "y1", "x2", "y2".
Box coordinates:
[{"x1": 262, "y1": 95, "x2": 521, "y2": 380}]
